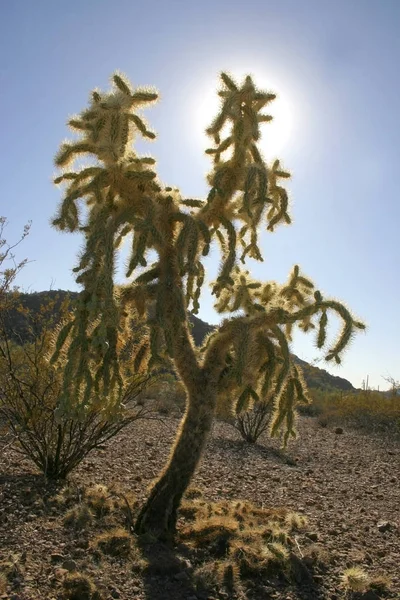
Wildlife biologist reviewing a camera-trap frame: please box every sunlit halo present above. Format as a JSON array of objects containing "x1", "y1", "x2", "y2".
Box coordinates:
[{"x1": 194, "y1": 67, "x2": 293, "y2": 162}]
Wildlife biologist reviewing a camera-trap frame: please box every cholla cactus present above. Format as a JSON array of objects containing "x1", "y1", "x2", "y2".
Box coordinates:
[
  {"x1": 340, "y1": 567, "x2": 370, "y2": 592},
  {"x1": 52, "y1": 71, "x2": 365, "y2": 538}
]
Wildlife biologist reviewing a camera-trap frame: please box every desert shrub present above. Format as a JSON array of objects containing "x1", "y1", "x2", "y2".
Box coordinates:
[
  {"x1": 0, "y1": 219, "x2": 158, "y2": 479},
  {"x1": 296, "y1": 388, "x2": 333, "y2": 417},
  {"x1": 305, "y1": 389, "x2": 400, "y2": 437},
  {"x1": 234, "y1": 399, "x2": 274, "y2": 443},
  {"x1": 148, "y1": 376, "x2": 187, "y2": 415},
  {"x1": 0, "y1": 301, "x2": 158, "y2": 479},
  {"x1": 216, "y1": 386, "x2": 275, "y2": 444},
  {"x1": 338, "y1": 392, "x2": 400, "y2": 435}
]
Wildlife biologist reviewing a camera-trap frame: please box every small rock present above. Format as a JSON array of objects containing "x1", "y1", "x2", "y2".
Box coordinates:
[
  {"x1": 26, "y1": 513, "x2": 36, "y2": 521},
  {"x1": 377, "y1": 520, "x2": 393, "y2": 533},
  {"x1": 62, "y1": 559, "x2": 77, "y2": 572},
  {"x1": 50, "y1": 553, "x2": 64, "y2": 564},
  {"x1": 334, "y1": 427, "x2": 344, "y2": 434},
  {"x1": 110, "y1": 588, "x2": 121, "y2": 599},
  {"x1": 307, "y1": 532, "x2": 319, "y2": 542},
  {"x1": 179, "y1": 558, "x2": 192, "y2": 570}
]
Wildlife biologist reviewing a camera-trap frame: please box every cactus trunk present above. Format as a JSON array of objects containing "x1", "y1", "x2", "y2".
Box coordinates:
[{"x1": 134, "y1": 382, "x2": 216, "y2": 539}]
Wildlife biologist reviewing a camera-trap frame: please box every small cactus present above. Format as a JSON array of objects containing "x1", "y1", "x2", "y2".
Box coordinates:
[{"x1": 340, "y1": 566, "x2": 370, "y2": 592}]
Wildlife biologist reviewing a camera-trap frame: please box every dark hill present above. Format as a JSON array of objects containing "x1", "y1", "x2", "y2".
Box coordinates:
[{"x1": 4, "y1": 290, "x2": 355, "y2": 392}]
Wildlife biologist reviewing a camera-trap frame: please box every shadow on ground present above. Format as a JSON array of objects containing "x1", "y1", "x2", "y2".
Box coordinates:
[
  {"x1": 0, "y1": 473, "x2": 63, "y2": 546},
  {"x1": 137, "y1": 537, "x2": 206, "y2": 600},
  {"x1": 136, "y1": 535, "x2": 326, "y2": 600},
  {"x1": 210, "y1": 436, "x2": 299, "y2": 466}
]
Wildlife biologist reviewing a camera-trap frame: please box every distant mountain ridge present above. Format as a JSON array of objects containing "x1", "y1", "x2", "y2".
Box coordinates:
[{"x1": 5, "y1": 290, "x2": 355, "y2": 392}]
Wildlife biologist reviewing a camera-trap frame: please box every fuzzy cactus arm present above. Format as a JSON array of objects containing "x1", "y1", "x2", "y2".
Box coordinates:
[
  {"x1": 202, "y1": 302, "x2": 363, "y2": 447},
  {"x1": 196, "y1": 73, "x2": 291, "y2": 300},
  {"x1": 51, "y1": 72, "x2": 162, "y2": 415}
]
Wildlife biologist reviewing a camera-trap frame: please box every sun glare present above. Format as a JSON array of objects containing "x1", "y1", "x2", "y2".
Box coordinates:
[{"x1": 194, "y1": 67, "x2": 293, "y2": 162}]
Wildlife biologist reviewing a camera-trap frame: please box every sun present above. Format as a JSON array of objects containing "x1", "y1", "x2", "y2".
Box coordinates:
[{"x1": 194, "y1": 67, "x2": 293, "y2": 162}]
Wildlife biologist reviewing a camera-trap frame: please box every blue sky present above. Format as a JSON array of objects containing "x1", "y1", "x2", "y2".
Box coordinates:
[{"x1": 1, "y1": 0, "x2": 399, "y2": 390}]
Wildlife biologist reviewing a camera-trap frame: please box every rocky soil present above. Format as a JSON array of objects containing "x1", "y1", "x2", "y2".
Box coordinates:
[{"x1": 0, "y1": 415, "x2": 399, "y2": 600}]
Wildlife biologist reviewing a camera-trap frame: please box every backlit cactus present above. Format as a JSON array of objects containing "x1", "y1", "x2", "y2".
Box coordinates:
[{"x1": 52, "y1": 71, "x2": 365, "y2": 538}]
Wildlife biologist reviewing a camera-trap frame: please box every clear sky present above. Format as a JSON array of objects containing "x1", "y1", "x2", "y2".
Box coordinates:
[{"x1": 1, "y1": 0, "x2": 399, "y2": 390}]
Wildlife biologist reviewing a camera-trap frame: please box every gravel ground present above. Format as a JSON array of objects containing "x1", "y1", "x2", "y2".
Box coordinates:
[{"x1": 0, "y1": 415, "x2": 399, "y2": 600}]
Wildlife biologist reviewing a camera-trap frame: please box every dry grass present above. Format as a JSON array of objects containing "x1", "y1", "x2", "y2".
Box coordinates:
[
  {"x1": 59, "y1": 482, "x2": 136, "y2": 536},
  {"x1": 146, "y1": 377, "x2": 186, "y2": 415},
  {"x1": 62, "y1": 572, "x2": 102, "y2": 600},
  {"x1": 369, "y1": 573, "x2": 393, "y2": 594},
  {"x1": 93, "y1": 527, "x2": 132, "y2": 558},
  {"x1": 302, "y1": 543, "x2": 330, "y2": 568},
  {"x1": 63, "y1": 504, "x2": 93, "y2": 530},
  {"x1": 300, "y1": 390, "x2": 400, "y2": 437},
  {"x1": 85, "y1": 484, "x2": 114, "y2": 518},
  {"x1": 54, "y1": 484, "x2": 84, "y2": 508},
  {"x1": 184, "y1": 486, "x2": 204, "y2": 499}
]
